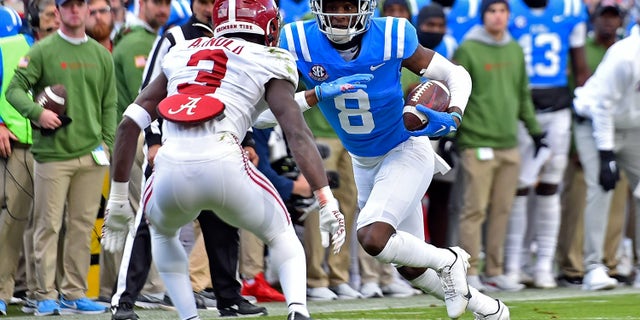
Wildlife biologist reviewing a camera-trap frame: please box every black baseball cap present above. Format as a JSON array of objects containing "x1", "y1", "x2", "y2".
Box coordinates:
[{"x1": 593, "y1": 3, "x2": 623, "y2": 18}]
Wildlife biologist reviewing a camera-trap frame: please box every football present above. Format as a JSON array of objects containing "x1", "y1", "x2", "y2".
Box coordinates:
[
  {"x1": 36, "y1": 84, "x2": 67, "y2": 115},
  {"x1": 403, "y1": 80, "x2": 451, "y2": 131}
]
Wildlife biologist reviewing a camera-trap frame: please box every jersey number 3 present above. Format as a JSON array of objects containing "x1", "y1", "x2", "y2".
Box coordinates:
[{"x1": 177, "y1": 49, "x2": 229, "y2": 95}]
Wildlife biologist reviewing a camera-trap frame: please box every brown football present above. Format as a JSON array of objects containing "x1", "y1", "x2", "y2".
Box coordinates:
[
  {"x1": 36, "y1": 84, "x2": 67, "y2": 115},
  {"x1": 403, "y1": 80, "x2": 450, "y2": 131}
]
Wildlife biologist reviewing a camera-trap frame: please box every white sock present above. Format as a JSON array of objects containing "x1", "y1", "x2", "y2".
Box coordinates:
[
  {"x1": 409, "y1": 269, "x2": 501, "y2": 315},
  {"x1": 466, "y1": 287, "x2": 499, "y2": 314},
  {"x1": 151, "y1": 229, "x2": 198, "y2": 320},
  {"x1": 504, "y1": 195, "x2": 527, "y2": 274},
  {"x1": 533, "y1": 194, "x2": 560, "y2": 272},
  {"x1": 409, "y1": 269, "x2": 443, "y2": 300},
  {"x1": 267, "y1": 228, "x2": 307, "y2": 308},
  {"x1": 375, "y1": 231, "x2": 453, "y2": 270}
]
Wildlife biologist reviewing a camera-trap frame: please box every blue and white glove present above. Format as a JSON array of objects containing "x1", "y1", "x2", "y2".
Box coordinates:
[
  {"x1": 315, "y1": 74, "x2": 374, "y2": 101},
  {"x1": 406, "y1": 104, "x2": 462, "y2": 138},
  {"x1": 102, "y1": 181, "x2": 135, "y2": 253}
]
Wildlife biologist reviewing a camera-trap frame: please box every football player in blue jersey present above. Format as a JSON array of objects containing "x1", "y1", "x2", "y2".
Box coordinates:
[
  {"x1": 504, "y1": 0, "x2": 590, "y2": 290},
  {"x1": 280, "y1": 0, "x2": 509, "y2": 318}
]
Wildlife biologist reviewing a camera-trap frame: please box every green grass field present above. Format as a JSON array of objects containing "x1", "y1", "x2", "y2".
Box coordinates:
[{"x1": 4, "y1": 287, "x2": 640, "y2": 319}]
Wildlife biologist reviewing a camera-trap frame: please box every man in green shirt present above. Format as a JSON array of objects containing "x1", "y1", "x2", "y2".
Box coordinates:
[
  {"x1": 6, "y1": 0, "x2": 116, "y2": 315},
  {"x1": 112, "y1": 0, "x2": 170, "y2": 122},
  {"x1": 453, "y1": 0, "x2": 543, "y2": 294}
]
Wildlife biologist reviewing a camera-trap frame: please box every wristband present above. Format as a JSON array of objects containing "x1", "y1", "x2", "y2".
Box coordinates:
[
  {"x1": 313, "y1": 185, "x2": 334, "y2": 206},
  {"x1": 109, "y1": 181, "x2": 129, "y2": 202},
  {"x1": 123, "y1": 103, "x2": 152, "y2": 130},
  {"x1": 294, "y1": 91, "x2": 311, "y2": 111},
  {"x1": 314, "y1": 86, "x2": 322, "y2": 101},
  {"x1": 450, "y1": 112, "x2": 462, "y2": 122}
]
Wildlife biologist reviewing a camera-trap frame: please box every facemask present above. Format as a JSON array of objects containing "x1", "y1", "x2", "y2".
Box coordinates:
[{"x1": 418, "y1": 31, "x2": 444, "y2": 49}]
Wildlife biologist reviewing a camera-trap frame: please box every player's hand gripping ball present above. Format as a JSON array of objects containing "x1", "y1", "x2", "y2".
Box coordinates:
[{"x1": 403, "y1": 80, "x2": 450, "y2": 131}]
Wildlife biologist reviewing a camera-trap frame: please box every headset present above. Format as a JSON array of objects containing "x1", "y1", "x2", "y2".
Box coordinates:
[{"x1": 27, "y1": 0, "x2": 40, "y2": 29}]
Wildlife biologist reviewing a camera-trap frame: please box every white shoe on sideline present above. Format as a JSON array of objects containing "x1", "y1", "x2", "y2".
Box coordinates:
[
  {"x1": 307, "y1": 287, "x2": 338, "y2": 301},
  {"x1": 582, "y1": 266, "x2": 617, "y2": 291},
  {"x1": 483, "y1": 275, "x2": 525, "y2": 292},
  {"x1": 359, "y1": 282, "x2": 383, "y2": 298},
  {"x1": 534, "y1": 271, "x2": 557, "y2": 289},
  {"x1": 381, "y1": 280, "x2": 417, "y2": 298},
  {"x1": 330, "y1": 283, "x2": 362, "y2": 299}
]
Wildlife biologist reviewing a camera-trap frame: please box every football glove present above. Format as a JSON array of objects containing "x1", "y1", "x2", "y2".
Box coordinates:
[
  {"x1": 315, "y1": 74, "x2": 374, "y2": 101},
  {"x1": 531, "y1": 132, "x2": 549, "y2": 157},
  {"x1": 102, "y1": 181, "x2": 135, "y2": 253},
  {"x1": 315, "y1": 186, "x2": 346, "y2": 254},
  {"x1": 406, "y1": 104, "x2": 461, "y2": 138},
  {"x1": 598, "y1": 150, "x2": 619, "y2": 192}
]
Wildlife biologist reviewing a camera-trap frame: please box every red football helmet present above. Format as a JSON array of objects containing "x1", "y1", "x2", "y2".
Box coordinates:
[{"x1": 213, "y1": 0, "x2": 281, "y2": 47}]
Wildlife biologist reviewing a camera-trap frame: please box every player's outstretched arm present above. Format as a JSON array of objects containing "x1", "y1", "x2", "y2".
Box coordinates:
[{"x1": 265, "y1": 78, "x2": 346, "y2": 254}]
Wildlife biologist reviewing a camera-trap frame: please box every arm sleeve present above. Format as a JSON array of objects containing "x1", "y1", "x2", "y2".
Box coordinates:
[
  {"x1": 102, "y1": 54, "x2": 118, "y2": 150},
  {"x1": 590, "y1": 49, "x2": 628, "y2": 151},
  {"x1": 422, "y1": 52, "x2": 472, "y2": 113}
]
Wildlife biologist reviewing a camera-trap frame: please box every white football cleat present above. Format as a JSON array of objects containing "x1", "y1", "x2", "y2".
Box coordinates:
[
  {"x1": 474, "y1": 299, "x2": 510, "y2": 320},
  {"x1": 439, "y1": 246, "x2": 472, "y2": 319}
]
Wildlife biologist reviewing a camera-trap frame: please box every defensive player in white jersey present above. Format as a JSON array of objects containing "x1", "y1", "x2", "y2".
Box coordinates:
[
  {"x1": 101, "y1": 0, "x2": 351, "y2": 319},
  {"x1": 504, "y1": 0, "x2": 590, "y2": 289},
  {"x1": 573, "y1": 11, "x2": 640, "y2": 290},
  {"x1": 281, "y1": 0, "x2": 509, "y2": 319}
]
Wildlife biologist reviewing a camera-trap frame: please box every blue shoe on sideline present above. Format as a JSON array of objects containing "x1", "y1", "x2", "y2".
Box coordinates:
[
  {"x1": 0, "y1": 300, "x2": 7, "y2": 316},
  {"x1": 34, "y1": 299, "x2": 60, "y2": 316},
  {"x1": 60, "y1": 297, "x2": 107, "y2": 315}
]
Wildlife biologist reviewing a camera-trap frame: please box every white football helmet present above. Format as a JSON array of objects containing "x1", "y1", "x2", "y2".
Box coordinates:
[{"x1": 310, "y1": 0, "x2": 376, "y2": 44}]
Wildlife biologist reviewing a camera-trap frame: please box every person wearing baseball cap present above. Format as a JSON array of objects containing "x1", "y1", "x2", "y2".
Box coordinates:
[
  {"x1": 6, "y1": 0, "x2": 116, "y2": 315},
  {"x1": 455, "y1": 0, "x2": 544, "y2": 294}
]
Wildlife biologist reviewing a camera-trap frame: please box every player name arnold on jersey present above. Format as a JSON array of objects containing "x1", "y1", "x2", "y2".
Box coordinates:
[{"x1": 187, "y1": 37, "x2": 245, "y2": 55}]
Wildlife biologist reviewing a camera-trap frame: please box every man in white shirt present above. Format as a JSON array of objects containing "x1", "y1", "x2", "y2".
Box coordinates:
[{"x1": 573, "y1": 23, "x2": 640, "y2": 290}]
